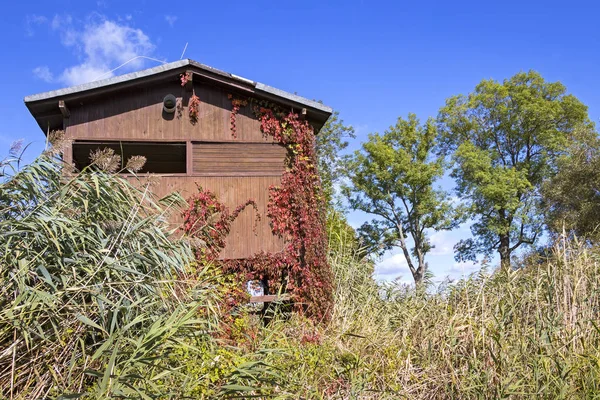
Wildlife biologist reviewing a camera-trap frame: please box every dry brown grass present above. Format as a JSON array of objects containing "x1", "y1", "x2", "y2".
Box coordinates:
[{"x1": 251, "y1": 232, "x2": 600, "y2": 399}]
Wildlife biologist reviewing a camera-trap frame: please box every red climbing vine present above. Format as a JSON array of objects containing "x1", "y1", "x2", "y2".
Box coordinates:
[
  {"x1": 182, "y1": 94, "x2": 333, "y2": 323},
  {"x1": 257, "y1": 107, "x2": 333, "y2": 321},
  {"x1": 183, "y1": 184, "x2": 260, "y2": 262},
  {"x1": 180, "y1": 72, "x2": 200, "y2": 123},
  {"x1": 180, "y1": 72, "x2": 192, "y2": 86},
  {"x1": 188, "y1": 95, "x2": 200, "y2": 124},
  {"x1": 227, "y1": 94, "x2": 248, "y2": 138}
]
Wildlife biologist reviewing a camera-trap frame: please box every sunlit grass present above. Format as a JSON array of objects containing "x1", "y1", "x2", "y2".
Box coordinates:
[
  {"x1": 263, "y1": 232, "x2": 600, "y2": 399},
  {"x1": 2, "y1": 150, "x2": 599, "y2": 399}
]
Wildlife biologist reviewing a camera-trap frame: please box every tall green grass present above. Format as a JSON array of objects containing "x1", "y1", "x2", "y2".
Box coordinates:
[
  {"x1": 2, "y1": 149, "x2": 600, "y2": 399},
  {"x1": 0, "y1": 153, "x2": 280, "y2": 399}
]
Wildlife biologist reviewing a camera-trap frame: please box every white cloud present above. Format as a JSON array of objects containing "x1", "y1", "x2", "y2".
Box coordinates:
[
  {"x1": 165, "y1": 15, "x2": 177, "y2": 27},
  {"x1": 61, "y1": 63, "x2": 112, "y2": 86},
  {"x1": 25, "y1": 14, "x2": 48, "y2": 36},
  {"x1": 374, "y1": 250, "x2": 410, "y2": 282},
  {"x1": 51, "y1": 14, "x2": 72, "y2": 31},
  {"x1": 428, "y1": 230, "x2": 454, "y2": 256},
  {"x1": 43, "y1": 15, "x2": 156, "y2": 86},
  {"x1": 32, "y1": 66, "x2": 54, "y2": 83},
  {"x1": 427, "y1": 221, "x2": 475, "y2": 257},
  {"x1": 377, "y1": 252, "x2": 408, "y2": 274}
]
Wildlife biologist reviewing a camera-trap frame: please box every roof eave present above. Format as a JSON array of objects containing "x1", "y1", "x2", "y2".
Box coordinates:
[{"x1": 24, "y1": 59, "x2": 333, "y2": 133}]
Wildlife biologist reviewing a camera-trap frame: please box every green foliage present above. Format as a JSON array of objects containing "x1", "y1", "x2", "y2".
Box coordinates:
[
  {"x1": 6, "y1": 68, "x2": 600, "y2": 399},
  {"x1": 326, "y1": 208, "x2": 362, "y2": 259},
  {"x1": 0, "y1": 153, "x2": 280, "y2": 399},
  {"x1": 343, "y1": 113, "x2": 459, "y2": 284},
  {"x1": 210, "y1": 221, "x2": 600, "y2": 399},
  {"x1": 315, "y1": 110, "x2": 356, "y2": 207},
  {"x1": 4, "y1": 151, "x2": 600, "y2": 398},
  {"x1": 542, "y1": 125, "x2": 600, "y2": 241},
  {"x1": 190, "y1": 100, "x2": 335, "y2": 322},
  {"x1": 438, "y1": 70, "x2": 591, "y2": 268}
]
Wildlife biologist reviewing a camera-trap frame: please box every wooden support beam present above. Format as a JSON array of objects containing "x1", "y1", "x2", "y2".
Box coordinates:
[
  {"x1": 58, "y1": 100, "x2": 70, "y2": 118},
  {"x1": 249, "y1": 294, "x2": 290, "y2": 303}
]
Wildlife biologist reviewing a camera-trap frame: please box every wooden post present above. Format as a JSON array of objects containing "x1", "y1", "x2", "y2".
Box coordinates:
[
  {"x1": 186, "y1": 140, "x2": 193, "y2": 175},
  {"x1": 62, "y1": 140, "x2": 73, "y2": 165}
]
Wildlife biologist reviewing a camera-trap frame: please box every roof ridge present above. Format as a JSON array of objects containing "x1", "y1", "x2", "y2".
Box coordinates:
[{"x1": 24, "y1": 59, "x2": 332, "y2": 114}]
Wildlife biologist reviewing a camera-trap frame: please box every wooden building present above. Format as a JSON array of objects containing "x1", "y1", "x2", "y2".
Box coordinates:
[{"x1": 24, "y1": 59, "x2": 332, "y2": 260}]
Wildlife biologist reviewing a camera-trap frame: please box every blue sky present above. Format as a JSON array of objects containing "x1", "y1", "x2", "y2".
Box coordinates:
[{"x1": 2, "y1": 0, "x2": 599, "y2": 283}]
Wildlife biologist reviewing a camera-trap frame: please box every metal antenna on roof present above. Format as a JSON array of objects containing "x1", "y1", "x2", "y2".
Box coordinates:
[
  {"x1": 180, "y1": 42, "x2": 188, "y2": 60},
  {"x1": 92, "y1": 56, "x2": 167, "y2": 81}
]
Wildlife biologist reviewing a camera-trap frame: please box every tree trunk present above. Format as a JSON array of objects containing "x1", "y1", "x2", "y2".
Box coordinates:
[
  {"x1": 413, "y1": 247, "x2": 426, "y2": 286},
  {"x1": 395, "y1": 223, "x2": 421, "y2": 286},
  {"x1": 499, "y1": 234, "x2": 511, "y2": 270},
  {"x1": 413, "y1": 266, "x2": 424, "y2": 285}
]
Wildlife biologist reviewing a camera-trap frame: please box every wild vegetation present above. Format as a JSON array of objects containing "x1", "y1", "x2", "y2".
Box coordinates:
[
  {"x1": 437, "y1": 71, "x2": 590, "y2": 269},
  {"x1": 2, "y1": 69, "x2": 600, "y2": 398},
  {"x1": 344, "y1": 70, "x2": 596, "y2": 284},
  {"x1": 343, "y1": 114, "x2": 460, "y2": 284},
  {"x1": 0, "y1": 149, "x2": 290, "y2": 398}
]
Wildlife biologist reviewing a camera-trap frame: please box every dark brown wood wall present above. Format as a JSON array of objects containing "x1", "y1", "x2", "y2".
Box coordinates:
[
  {"x1": 192, "y1": 142, "x2": 286, "y2": 175},
  {"x1": 63, "y1": 79, "x2": 286, "y2": 259},
  {"x1": 64, "y1": 81, "x2": 274, "y2": 143}
]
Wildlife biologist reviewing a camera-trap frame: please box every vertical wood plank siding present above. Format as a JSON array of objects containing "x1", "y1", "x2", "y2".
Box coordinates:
[
  {"x1": 146, "y1": 176, "x2": 285, "y2": 259},
  {"x1": 64, "y1": 79, "x2": 286, "y2": 259}
]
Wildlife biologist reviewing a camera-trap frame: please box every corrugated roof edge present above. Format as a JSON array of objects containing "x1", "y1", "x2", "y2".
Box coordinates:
[
  {"x1": 23, "y1": 59, "x2": 332, "y2": 114},
  {"x1": 255, "y1": 83, "x2": 332, "y2": 114},
  {"x1": 24, "y1": 60, "x2": 189, "y2": 102}
]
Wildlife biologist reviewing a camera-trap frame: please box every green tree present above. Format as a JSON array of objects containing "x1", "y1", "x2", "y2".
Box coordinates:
[
  {"x1": 343, "y1": 114, "x2": 458, "y2": 284},
  {"x1": 316, "y1": 110, "x2": 356, "y2": 206},
  {"x1": 438, "y1": 71, "x2": 590, "y2": 269},
  {"x1": 315, "y1": 110, "x2": 362, "y2": 266},
  {"x1": 542, "y1": 125, "x2": 600, "y2": 241}
]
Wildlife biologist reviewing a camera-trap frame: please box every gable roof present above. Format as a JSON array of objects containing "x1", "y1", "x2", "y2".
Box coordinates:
[{"x1": 24, "y1": 59, "x2": 332, "y2": 133}]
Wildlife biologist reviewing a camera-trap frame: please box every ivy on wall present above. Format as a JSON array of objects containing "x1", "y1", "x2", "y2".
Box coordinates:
[
  {"x1": 182, "y1": 185, "x2": 260, "y2": 262},
  {"x1": 227, "y1": 94, "x2": 248, "y2": 139},
  {"x1": 182, "y1": 91, "x2": 333, "y2": 322},
  {"x1": 180, "y1": 72, "x2": 200, "y2": 123}
]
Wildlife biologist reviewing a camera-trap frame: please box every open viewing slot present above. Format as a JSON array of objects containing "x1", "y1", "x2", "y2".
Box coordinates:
[{"x1": 72, "y1": 141, "x2": 187, "y2": 173}]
